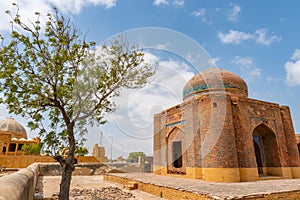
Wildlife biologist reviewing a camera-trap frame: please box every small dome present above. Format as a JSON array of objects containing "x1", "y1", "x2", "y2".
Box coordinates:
[
  {"x1": 183, "y1": 68, "x2": 248, "y2": 101},
  {"x1": 0, "y1": 117, "x2": 27, "y2": 139}
]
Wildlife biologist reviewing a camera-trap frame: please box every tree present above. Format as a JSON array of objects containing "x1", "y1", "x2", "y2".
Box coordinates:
[
  {"x1": 21, "y1": 143, "x2": 42, "y2": 155},
  {"x1": 74, "y1": 146, "x2": 88, "y2": 156},
  {"x1": 0, "y1": 4, "x2": 155, "y2": 200},
  {"x1": 127, "y1": 151, "x2": 145, "y2": 163}
]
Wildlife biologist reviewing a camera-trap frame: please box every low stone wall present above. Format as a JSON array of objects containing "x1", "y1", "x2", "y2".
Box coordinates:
[
  {"x1": 0, "y1": 155, "x2": 99, "y2": 168},
  {"x1": 0, "y1": 162, "x2": 107, "y2": 200},
  {"x1": 0, "y1": 163, "x2": 39, "y2": 200},
  {"x1": 39, "y1": 162, "x2": 107, "y2": 176},
  {"x1": 104, "y1": 174, "x2": 300, "y2": 200},
  {"x1": 104, "y1": 174, "x2": 211, "y2": 199}
]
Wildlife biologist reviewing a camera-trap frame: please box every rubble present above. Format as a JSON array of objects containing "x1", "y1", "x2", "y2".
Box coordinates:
[{"x1": 50, "y1": 187, "x2": 135, "y2": 200}]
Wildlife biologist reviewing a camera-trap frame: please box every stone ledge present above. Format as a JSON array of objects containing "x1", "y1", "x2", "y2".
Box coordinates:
[
  {"x1": 0, "y1": 163, "x2": 39, "y2": 200},
  {"x1": 0, "y1": 162, "x2": 108, "y2": 200},
  {"x1": 38, "y1": 162, "x2": 107, "y2": 176}
]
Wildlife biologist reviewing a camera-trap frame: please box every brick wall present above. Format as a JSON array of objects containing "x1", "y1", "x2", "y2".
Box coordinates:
[{"x1": 154, "y1": 90, "x2": 300, "y2": 182}]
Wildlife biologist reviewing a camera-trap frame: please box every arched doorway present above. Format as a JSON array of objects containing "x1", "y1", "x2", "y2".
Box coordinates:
[
  {"x1": 166, "y1": 127, "x2": 186, "y2": 175},
  {"x1": 2, "y1": 146, "x2": 6, "y2": 155},
  {"x1": 252, "y1": 124, "x2": 281, "y2": 177},
  {"x1": 253, "y1": 138, "x2": 263, "y2": 174}
]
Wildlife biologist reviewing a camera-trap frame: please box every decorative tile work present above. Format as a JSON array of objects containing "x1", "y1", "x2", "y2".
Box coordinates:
[{"x1": 154, "y1": 68, "x2": 300, "y2": 182}]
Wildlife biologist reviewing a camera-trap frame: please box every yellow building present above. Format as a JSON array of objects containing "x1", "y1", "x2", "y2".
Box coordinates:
[
  {"x1": 0, "y1": 117, "x2": 40, "y2": 156},
  {"x1": 92, "y1": 143, "x2": 107, "y2": 162}
]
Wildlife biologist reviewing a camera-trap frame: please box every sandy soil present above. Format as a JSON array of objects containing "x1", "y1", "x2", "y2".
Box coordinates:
[{"x1": 34, "y1": 175, "x2": 164, "y2": 200}]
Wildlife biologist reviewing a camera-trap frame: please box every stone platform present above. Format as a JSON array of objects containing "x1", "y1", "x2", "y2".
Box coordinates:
[{"x1": 104, "y1": 173, "x2": 300, "y2": 199}]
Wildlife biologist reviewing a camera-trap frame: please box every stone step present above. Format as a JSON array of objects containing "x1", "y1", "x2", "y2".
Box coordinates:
[
  {"x1": 124, "y1": 181, "x2": 138, "y2": 190},
  {"x1": 259, "y1": 175, "x2": 288, "y2": 180}
]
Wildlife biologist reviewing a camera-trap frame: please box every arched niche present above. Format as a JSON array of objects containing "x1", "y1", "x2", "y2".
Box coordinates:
[
  {"x1": 252, "y1": 123, "x2": 282, "y2": 177},
  {"x1": 166, "y1": 127, "x2": 186, "y2": 175}
]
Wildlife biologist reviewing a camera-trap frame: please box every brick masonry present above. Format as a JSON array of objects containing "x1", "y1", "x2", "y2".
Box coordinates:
[{"x1": 153, "y1": 68, "x2": 300, "y2": 182}]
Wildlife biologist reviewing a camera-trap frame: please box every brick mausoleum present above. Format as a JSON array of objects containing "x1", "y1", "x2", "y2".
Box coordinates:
[{"x1": 153, "y1": 68, "x2": 300, "y2": 182}]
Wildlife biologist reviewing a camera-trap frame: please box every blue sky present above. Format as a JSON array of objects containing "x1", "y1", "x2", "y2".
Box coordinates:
[{"x1": 0, "y1": 0, "x2": 300, "y2": 159}]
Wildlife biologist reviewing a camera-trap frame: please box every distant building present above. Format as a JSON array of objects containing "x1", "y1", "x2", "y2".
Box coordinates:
[
  {"x1": 0, "y1": 117, "x2": 40, "y2": 155},
  {"x1": 154, "y1": 68, "x2": 300, "y2": 182},
  {"x1": 144, "y1": 156, "x2": 153, "y2": 173},
  {"x1": 92, "y1": 143, "x2": 107, "y2": 162}
]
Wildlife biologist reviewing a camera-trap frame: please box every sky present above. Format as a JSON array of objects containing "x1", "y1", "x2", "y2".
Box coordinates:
[{"x1": 0, "y1": 0, "x2": 300, "y2": 159}]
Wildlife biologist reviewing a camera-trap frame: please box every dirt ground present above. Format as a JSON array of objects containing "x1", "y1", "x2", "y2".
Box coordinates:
[{"x1": 34, "y1": 175, "x2": 165, "y2": 200}]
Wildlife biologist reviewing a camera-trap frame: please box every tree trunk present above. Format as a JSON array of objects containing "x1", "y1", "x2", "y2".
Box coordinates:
[
  {"x1": 58, "y1": 124, "x2": 77, "y2": 200},
  {"x1": 59, "y1": 156, "x2": 76, "y2": 200}
]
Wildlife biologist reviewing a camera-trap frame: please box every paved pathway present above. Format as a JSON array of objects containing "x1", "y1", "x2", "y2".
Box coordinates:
[{"x1": 110, "y1": 173, "x2": 300, "y2": 199}]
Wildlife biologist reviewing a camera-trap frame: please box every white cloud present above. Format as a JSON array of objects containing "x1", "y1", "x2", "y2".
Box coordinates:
[
  {"x1": 155, "y1": 43, "x2": 170, "y2": 50},
  {"x1": 173, "y1": 0, "x2": 184, "y2": 7},
  {"x1": 191, "y1": 8, "x2": 206, "y2": 17},
  {"x1": 208, "y1": 57, "x2": 219, "y2": 66},
  {"x1": 266, "y1": 76, "x2": 280, "y2": 84},
  {"x1": 231, "y1": 56, "x2": 253, "y2": 66},
  {"x1": 241, "y1": 67, "x2": 261, "y2": 82},
  {"x1": 291, "y1": 49, "x2": 300, "y2": 60},
  {"x1": 0, "y1": 104, "x2": 9, "y2": 121},
  {"x1": 126, "y1": 58, "x2": 194, "y2": 126},
  {"x1": 106, "y1": 53, "x2": 195, "y2": 140},
  {"x1": 218, "y1": 29, "x2": 281, "y2": 46},
  {"x1": 85, "y1": 53, "x2": 195, "y2": 150},
  {"x1": 0, "y1": 1, "x2": 52, "y2": 33},
  {"x1": 50, "y1": 0, "x2": 117, "y2": 13},
  {"x1": 232, "y1": 56, "x2": 261, "y2": 82},
  {"x1": 153, "y1": 0, "x2": 168, "y2": 6},
  {"x1": 284, "y1": 50, "x2": 300, "y2": 86},
  {"x1": 153, "y1": 0, "x2": 184, "y2": 7},
  {"x1": 218, "y1": 30, "x2": 254, "y2": 44},
  {"x1": 0, "y1": 0, "x2": 116, "y2": 33},
  {"x1": 255, "y1": 29, "x2": 281, "y2": 46},
  {"x1": 285, "y1": 61, "x2": 300, "y2": 86},
  {"x1": 191, "y1": 8, "x2": 211, "y2": 23},
  {"x1": 143, "y1": 52, "x2": 160, "y2": 64},
  {"x1": 228, "y1": 5, "x2": 241, "y2": 22}
]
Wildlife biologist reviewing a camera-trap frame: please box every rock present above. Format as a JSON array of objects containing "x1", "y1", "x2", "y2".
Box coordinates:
[{"x1": 66, "y1": 186, "x2": 135, "y2": 200}]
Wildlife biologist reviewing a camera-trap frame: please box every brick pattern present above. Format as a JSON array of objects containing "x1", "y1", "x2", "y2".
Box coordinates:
[
  {"x1": 154, "y1": 90, "x2": 300, "y2": 181},
  {"x1": 167, "y1": 128, "x2": 187, "y2": 174},
  {"x1": 280, "y1": 106, "x2": 300, "y2": 167}
]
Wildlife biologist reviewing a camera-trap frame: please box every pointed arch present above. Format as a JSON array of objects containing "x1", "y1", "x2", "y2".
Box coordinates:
[
  {"x1": 166, "y1": 126, "x2": 184, "y2": 139},
  {"x1": 166, "y1": 127, "x2": 186, "y2": 175},
  {"x1": 251, "y1": 122, "x2": 276, "y2": 135},
  {"x1": 252, "y1": 123, "x2": 282, "y2": 176}
]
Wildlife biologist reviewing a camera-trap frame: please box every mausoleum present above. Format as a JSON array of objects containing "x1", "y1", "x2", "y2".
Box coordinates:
[
  {"x1": 0, "y1": 117, "x2": 40, "y2": 155},
  {"x1": 153, "y1": 68, "x2": 300, "y2": 182}
]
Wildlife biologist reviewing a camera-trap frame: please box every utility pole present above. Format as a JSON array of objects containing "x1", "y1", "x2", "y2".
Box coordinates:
[
  {"x1": 109, "y1": 135, "x2": 113, "y2": 163},
  {"x1": 120, "y1": 144, "x2": 124, "y2": 162},
  {"x1": 99, "y1": 131, "x2": 103, "y2": 146}
]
